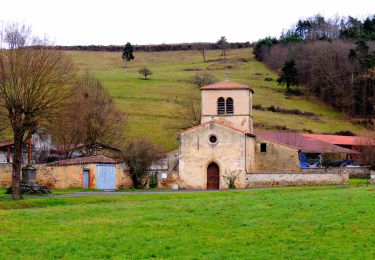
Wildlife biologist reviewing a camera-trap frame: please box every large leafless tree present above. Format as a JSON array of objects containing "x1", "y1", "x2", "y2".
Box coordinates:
[
  {"x1": 49, "y1": 71, "x2": 125, "y2": 158},
  {"x1": 0, "y1": 23, "x2": 76, "y2": 199}
]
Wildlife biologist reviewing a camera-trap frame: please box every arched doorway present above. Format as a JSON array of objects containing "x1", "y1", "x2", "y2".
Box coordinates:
[{"x1": 207, "y1": 162, "x2": 220, "y2": 189}]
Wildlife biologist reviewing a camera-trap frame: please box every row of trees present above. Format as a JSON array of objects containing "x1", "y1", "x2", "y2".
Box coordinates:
[
  {"x1": 50, "y1": 41, "x2": 251, "y2": 53},
  {"x1": 254, "y1": 14, "x2": 375, "y2": 118}
]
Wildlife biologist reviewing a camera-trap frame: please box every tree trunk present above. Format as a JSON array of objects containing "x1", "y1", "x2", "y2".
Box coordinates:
[
  {"x1": 202, "y1": 49, "x2": 206, "y2": 63},
  {"x1": 11, "y1": 131, "x2": 23, "y2": 200}
]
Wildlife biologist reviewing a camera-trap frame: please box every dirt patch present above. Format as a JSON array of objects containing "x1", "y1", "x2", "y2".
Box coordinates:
[
  {"x1": 207, "y1": 63, "x2": 240, "y2": 71},
  {"x1": 182, "y1": 68, "x2": 202, "y2": 72}
]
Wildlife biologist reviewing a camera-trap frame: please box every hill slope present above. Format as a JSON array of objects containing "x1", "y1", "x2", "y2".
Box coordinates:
[{"x1": 67, "y1": 48, "x2": 365, "y2": 150}]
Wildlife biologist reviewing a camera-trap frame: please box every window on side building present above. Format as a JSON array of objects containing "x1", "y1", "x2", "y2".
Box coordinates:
[{"x1": 260, "y1": 143, "x2": 267, "y2": 153}]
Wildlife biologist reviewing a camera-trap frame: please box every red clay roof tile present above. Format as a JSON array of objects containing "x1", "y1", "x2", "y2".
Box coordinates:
[
  {"x1": 48, "y1": 155, "x2": 117, "y2": 166},
  {"x1": 201, "y1": 80, "x2": 254, "y2": 93}
]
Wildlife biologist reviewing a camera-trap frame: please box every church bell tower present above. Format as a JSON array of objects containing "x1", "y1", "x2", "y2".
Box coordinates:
[{"x1": 200, "y1": 80, "x2": 254, "y2": 133}]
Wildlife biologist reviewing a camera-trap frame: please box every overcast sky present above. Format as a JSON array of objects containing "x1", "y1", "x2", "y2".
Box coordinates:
[{"x1": 2, "y1": 0, "x2": 375, "y2": 45}]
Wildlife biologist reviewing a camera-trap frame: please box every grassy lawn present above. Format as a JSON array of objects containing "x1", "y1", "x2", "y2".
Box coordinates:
[
  {"x1": 349, "y1": 178, "x2": 371, "y2": 186},
  {"x1": 66, "y1": 49, "x2": 365, "y2": 151},
  {"x1": 0, "y1": 186, "x2": 375, "y2": 258}
]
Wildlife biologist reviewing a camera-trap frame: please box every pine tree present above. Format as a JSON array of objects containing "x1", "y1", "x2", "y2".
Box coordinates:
[
  {"x1": 122, "y1": 42, "x2": 135, "y2": 68},
  {"x1": 277, "y1": 59, "x2": 298, "y2": 92}
]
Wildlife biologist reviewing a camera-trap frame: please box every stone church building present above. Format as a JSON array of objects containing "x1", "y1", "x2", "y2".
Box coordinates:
[{"x1": 178, "y1": 80, "x2": 302, "y2": 189}]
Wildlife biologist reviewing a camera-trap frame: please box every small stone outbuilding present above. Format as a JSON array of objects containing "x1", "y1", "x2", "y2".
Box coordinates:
[{"x1": 0, "y1": 155, "x2": 133, "y2": 189}]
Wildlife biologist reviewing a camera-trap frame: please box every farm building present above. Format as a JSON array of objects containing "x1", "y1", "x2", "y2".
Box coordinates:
[{"x1": 0, "y1": 156, "x2": 132, "y2": 189}]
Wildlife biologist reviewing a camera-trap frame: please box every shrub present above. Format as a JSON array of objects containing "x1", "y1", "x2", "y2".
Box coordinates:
[
  {"x1": 190, "y1": 72, "x2": 217, "y2": 88},
  {"x1": 334, "y1": 131, "x2": 356, "y2": 136},
  {"x1": 6, "y1": 183, "x2": 51, "y2": 195},
  {"x1": 149, "y1": 174, "x2": 158, "y2": 188},
  {"x1": 303, "y1": 128, "x2": 314, "y2": 133},
  {"x1": 138, "y1": 67, "x2": 153, "y2": 79},
  {"x1": 268, "y1": 105, "x2": 277, "y2": 112},
  {"x1": 122, "y1": 139, "x2": 164, "y2": 189},
  {"x1": 223, "y1": 169, "x2": 240, "y2": 189}
]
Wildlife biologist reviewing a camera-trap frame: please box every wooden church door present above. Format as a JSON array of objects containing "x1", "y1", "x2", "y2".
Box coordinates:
[{"x1": 207, "y1": 162, "x2": 220, "y2": 189}]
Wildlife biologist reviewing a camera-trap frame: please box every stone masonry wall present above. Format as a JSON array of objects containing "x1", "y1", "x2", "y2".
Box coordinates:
[
  {"x1": 0, "y1": 164, "x2": 12, "y2": 187},
  {"x1": 303, "y1": 167, "x2": 370, "y2": 178},
  {"x1": 246, "y1": 172, "x2": 349, "y2": 188},
  {"x1": 179, "y1": 122, "x2": 248, "y2": 189},
  {"x1": 0, "y1": 163, "x2": 132, "y2": 189},
  {"x1": 253, "y1": 137, "x2": 302, "y2": 173}
]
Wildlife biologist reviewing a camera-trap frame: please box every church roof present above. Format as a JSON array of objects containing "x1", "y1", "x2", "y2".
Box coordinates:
[
  {"x1": 201, "y1": 80, "x2": 254, "y2": 93},
  {"x1": 180, "y1": 120, "x2": 254, "y2": 136}
]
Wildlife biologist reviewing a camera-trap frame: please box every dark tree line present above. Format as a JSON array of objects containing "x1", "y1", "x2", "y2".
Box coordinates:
[
  {"x1": 49, "y1": 42, "x2": 252, "y2": 52},
  {"x1": 254, "y1": 14, "x2": 375, "y2": 118}
]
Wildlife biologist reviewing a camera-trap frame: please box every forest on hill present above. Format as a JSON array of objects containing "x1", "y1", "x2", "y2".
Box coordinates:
[{"x1": 254, "y1": 14, "x2": 375, "y2": 127}]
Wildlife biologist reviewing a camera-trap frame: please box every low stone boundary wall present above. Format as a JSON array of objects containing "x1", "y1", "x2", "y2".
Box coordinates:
[
  {"x1": 245, "y1": 172, "x2": 349, "y2": 188},
  {"x1": 303, "y1": 167, "x2": 370, "y2": 179}
]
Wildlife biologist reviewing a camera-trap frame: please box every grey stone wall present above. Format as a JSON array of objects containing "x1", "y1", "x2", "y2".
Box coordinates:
[
  {"x1": 303, "y1": 167, "x2": 370, "y2": 178},
  {"x1": 246, "y1": 172, "x2": 349, "y2": 188}
]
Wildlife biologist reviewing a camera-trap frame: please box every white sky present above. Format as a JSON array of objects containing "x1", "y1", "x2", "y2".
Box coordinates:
[{"x1": 2, "y1": 0, "x2": 375, "y2": 45}]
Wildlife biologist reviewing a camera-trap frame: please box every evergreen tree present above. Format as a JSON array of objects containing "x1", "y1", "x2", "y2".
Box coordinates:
[
  {"x1": 122, "y1": 42, "x2": 135, "y2": 68},
  {"x1": 217, "y1": 36, "x2": 229, "y2": 59},
  {"x1": 277, "y1": 59, "x2": 298, "y2": 92}
]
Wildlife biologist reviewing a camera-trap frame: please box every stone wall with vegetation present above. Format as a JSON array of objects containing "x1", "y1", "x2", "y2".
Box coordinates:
[{"x1": 246, "y1": 172, "x2": 349, "y2": 188}]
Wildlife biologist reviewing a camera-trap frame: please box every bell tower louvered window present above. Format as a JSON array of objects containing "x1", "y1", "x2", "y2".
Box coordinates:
[
  {"x1": 226, "y1": 98, "x2": 234, "y2": 114},
  {"x1": 217, "y1": 97, "x2": 225, "y2": 114}
]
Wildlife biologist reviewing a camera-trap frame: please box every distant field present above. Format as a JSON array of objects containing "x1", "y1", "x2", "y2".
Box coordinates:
[
  {"x1": 67, "y1": 49, "x2": 365, "y2": 150},
  {"x1": 1, "y1": 186, "x2": 375, "y2": 258}
]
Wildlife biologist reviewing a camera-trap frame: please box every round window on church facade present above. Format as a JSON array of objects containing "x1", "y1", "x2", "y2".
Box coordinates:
[{"x1": 209, "y1": 135, "x2": 218, "y2": 144}]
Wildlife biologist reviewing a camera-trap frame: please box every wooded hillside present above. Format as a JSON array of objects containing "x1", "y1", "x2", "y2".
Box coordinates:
[{"x1": 254, "y1": 15, "x2": 375, "y2": 126}]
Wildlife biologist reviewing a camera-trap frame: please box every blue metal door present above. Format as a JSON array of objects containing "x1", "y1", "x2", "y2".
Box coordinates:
[
  {"x1": 96, "y1": 165, "x2": 116, "y2": 190},
  {"x1": 83, "y1": 170, "x2": 89, "y2": 188}
]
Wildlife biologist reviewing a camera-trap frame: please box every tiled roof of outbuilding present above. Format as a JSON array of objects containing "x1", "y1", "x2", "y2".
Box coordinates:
[
  {"x1": 48, "y1": 155, "x2": 117, "y2": 166},
  {"x1": 301, "y1": 133, "x2": 375, "y2": 146},
  {"x1": 255, "y1": 132, "x2": 360, "y2": 154},
  {"x1": 0, "y1": 141, "x2": 13, "y2": 148}
]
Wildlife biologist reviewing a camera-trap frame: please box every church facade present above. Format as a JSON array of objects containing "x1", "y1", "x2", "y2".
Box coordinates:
[{"x1": 178, "y1": 80, "x2": 301, "y2": 189}]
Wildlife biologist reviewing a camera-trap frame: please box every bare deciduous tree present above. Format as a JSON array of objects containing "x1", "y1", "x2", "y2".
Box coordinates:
[
  {"x1": 0, "y1": 23, "x2": 76, "y2": 199},
  {"x1": 359, "y1": 132, "x2": 375, "y2": 170},
  {"x1": 190, "y1": 72, "x2": 217, "y2": 88},
  {"x1": 49, "y1": 71, "x2": 125, "y2": 158},
  {"x1": 171, "y1": 99, "x2": 201, "y2": 130}
]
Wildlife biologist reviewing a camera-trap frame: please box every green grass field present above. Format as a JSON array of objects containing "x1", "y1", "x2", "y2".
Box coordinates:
[
  {"x1": 0, "y1": 185, "x2": 374, "y2": 259},
  {"x1": 66, "y1": 49, "x2": 365, "y2": 151}
]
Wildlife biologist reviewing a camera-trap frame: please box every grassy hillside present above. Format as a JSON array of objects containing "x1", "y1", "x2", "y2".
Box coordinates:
[{"x1": 67, "y1": 48, "x2": 365, "y2": 151}]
